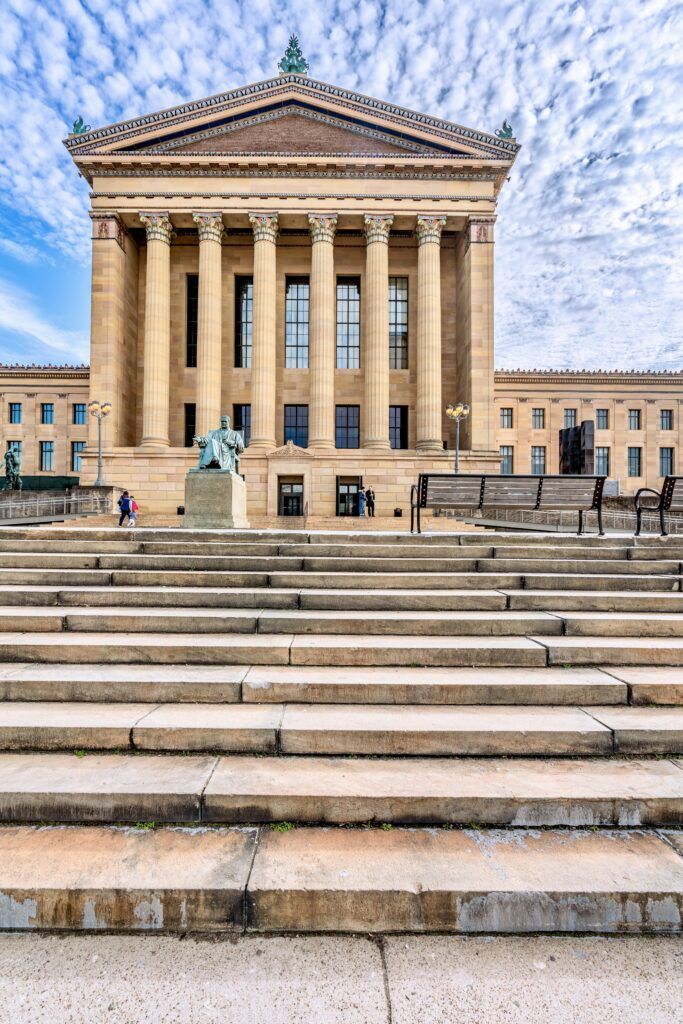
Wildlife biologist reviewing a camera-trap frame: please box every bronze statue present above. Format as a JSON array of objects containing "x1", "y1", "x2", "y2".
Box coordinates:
[
  {"x1": 3, "y1": 448, "x2": 22, "y2": 491},
  {"x1": 193, "y1": 415, "x2": 245, "y2": 474}
]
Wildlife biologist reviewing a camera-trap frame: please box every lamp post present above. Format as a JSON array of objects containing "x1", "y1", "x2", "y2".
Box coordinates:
[
  {"x1": 88, "y1": 400, "x2": 112, "y2": 487},
  {"x1": 445, "y1": 403, "x2": 470, "y2": 474}
]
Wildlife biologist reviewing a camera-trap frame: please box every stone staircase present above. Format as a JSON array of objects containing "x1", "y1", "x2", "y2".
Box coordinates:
[{"x1": 1, "y1": 525, "x2": 683, "y2": 934}]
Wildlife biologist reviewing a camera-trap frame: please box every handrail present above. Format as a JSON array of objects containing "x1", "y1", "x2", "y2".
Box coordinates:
[{"x1": 0, "y1": 493, "x2": 109, "y2": 521}]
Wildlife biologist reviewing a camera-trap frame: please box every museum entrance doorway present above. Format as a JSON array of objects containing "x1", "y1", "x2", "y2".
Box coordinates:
[
  {"x1": 336, "y1": 476, "x2": 363, "y2": 516},
  {"x1": 278, "y1": 478, "x2": 304, "y2": 516}
]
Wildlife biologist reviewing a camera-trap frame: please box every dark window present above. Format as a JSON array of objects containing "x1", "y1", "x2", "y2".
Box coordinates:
[
  {"x1": 6, "y1": 440, "x2": 21, "y2": 456},
  {"x1": 336, "y1": 277, "x2": 360, "y2": 369},
  {"x1": 9, "y1": 403, "x2": 21, "y2": 424},
  {"x1": 186, "y1": 274, "x2": 198, "y2": 368},
  {"x1": 595, "y1": 447, "x2": 610, "y2": 476},
  {"x1": 235, "y1": 276, "x2": 253, "y2": 368},
  {"x1": 388, "y1": 277, "x2": 408, "y2": 369},
  {"x1": 73, "y1": 403, "x2": 86, "y2": 425},
  {"x1": 596, "y1": 408, "x2": 609, "y2": 430},
  {"x1": 336, "y1": 405, "x2": 360, "y2": 448},
  {"x1": 284, "y1": 405, "x2": 308, "y2": 448},
  {"x1": 628, "y1": 409, "x2": 641, "y2": 430},
  {"x1": 564, "y1": 408, "x2": 577, "y2": 428},
  {"x1": 278, "y1": 480, "x2": 304, "y2": 516},
  {"x1": 660, "y1": 447, "x2": 675, "y2": 477},
  {"x1": 500, "y1": 445, "x2": 514, "y2": 474},
  {"x1": 531, "y1": 408, "x2": 545, "y2": 429},
  {"x1": 40, "y1": 441, "x2": 54, "y2": 472},
  {"x1": 233, "y1": 404, "x2": 251, "y2": 447},
  {"x1": 285, "y1": 277, "x2": 309, "y2": 368},
  {"x1": 71, "y1": 441, "x2": 86, "y2": 472},
  {"x1": 628, "y1": 447, "x2": 642, "y2": 477},
  {"x1": 184, "y1": 403, "x2": 196, "y2": 448},
  {"x1": 41, "y1": 403, "x2": 54, "y2": 425},
  {"x1": 389, "y1": 406, "x2": 408, "y2": 449},
  {"x1": 661, "y1": 409, "x2": 674, "y2": 430},
  {"x1": 531, "y1": 446, "x2": 546, "y2": 474},
  {"x1": 500, "y1": 408, "x2": 513, "y2": 429}
]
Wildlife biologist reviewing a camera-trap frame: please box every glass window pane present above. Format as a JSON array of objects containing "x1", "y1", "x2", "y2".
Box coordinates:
[
  {"x1": 532, "y1": 408, "x2": 545, "y2": 429},
  {"x1": 596, "y1": 408, "x2": 609, "y2": 430},
  {"x1": 284, "y1": 405, "x2": 308, "y2": 448},
  {"x1": 660, "y1": 447, "x2": 674, "y2": 476},
  {"x1": 233, "y1": 404, "x2": 251, "y2": 447},
  {"x1": 388, "y1": 276, "x2": 408, "y2": 369},
  {"x1": 336, "y1": 277, "x2": 361, "y2": 369},
  {"x1": 335, "y1": 405, "x2": 360, "y2": 448},
  {"x1": 500, "y1": 446, "x2": 514, "y2": 474},
  {"x1": 186, "y1": 274, "x2": 198, "y2": 367},
  {"x1": 235, "y1": 277, "x2": 253, "y2": 368}
]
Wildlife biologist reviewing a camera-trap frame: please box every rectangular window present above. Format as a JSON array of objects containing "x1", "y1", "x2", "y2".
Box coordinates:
[
  {"x1": 500, "y1": 407, "x2": 513, "y2": 429},
  {"x1": 233, "y1": 404, "x2": 251, "y2": 448},
  {"x1": 531, "y1": 408, "x2": 545, "y2": 429},
  {"x1": 41, "y1": 402, "x2": 54, "y2": 425},
  {"x1": 596, "y1": 408, "x2": 609, "y2": 430},
  {"x1": 6, "y1": 440, "x2": 21, "y2": 456},
  {"x1": 184, "y1": 403, "x2": 196, "y2": 448},
  {"x1": 660, "y1": 447, "x2": 675, "y2": 477},
  {"x1": 628, "y1": 447, "x2": 642, "y2": 477},
  {"x1": 661, "y1": 409, "x2": 674, "y2": 431},
  {"x1": 389, "y1": 405, "x2": 408, "y2": 449},
  {"x1": 500, "y1": 445, "x2": 514, "y2": 474},
  {"x1": 40, "y1": 440, "x2": 54, "y2": 472},
  {"x1": 531, "y1": 446, "x2": 546, "y2": 474},
  {"x1": 71, "y1": 440, "x2": 86, "y2": 472},
  {"x1": 336, "y1": 277, "x2": 361, "y2": 369},
  {"x1": 186, "y1": 274, "x2": 198, "y2": 368},
  {"x1": 564, "y1": 408, "x2": 577, "y2": 429},
  {"x1": 284, "y1": 277, "x2": 309, "y2": 368},
  {"x1": 595, "y1": 447, "x2": 610, "y2": 476},
  {"x1": 284, "y1": 405, "x2": 308, "y2": 448},
  {"x1": 73, "y1": 403, "x2": 87, "y2": 425},
  {"x1": 628, "y1": 409, "x2": 641, "y2": 430},
  {"x1": 388, "y1": 276, "x2": 408, "y2": 369},
  {"x1": 235, "y1": 276, "x2": 253, "y2": 368},
  {"x1": 9, "y1": 403, "x2": 21, "y2": 424},
  {"x1": 336, "y1": 405, "x2": 360, "y2": 448}
]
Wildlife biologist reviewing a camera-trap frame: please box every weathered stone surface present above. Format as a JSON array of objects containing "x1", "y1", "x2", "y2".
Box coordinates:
[
  {"x1": 259, "y1": 610, "x2": 561, "y2": 636},
  {"x1": 561, "y1": 613, "x2": 683, "y2": 638},
  {"x1": 184, "y1": 471, "x2": 250, "y2": 530},
  {"x1": 0, "y1": 702, "x2": 151, "y2": 750},
  {"x1": 132, "y1": 703, "x2": 284, "y2": 752},
  {"x1": 0, "y1": 825, "x2": 256, "y2": 930},
  {"x1": 0, "y1": 633, "x2": 292, "y2": 665},
  {"x1": 607, "y1": 667, "x2": 683, "y2": 705},
  {"x1": 507, "y1": 590, "x2": 683, "y2": 612},
  {"x1": 247, "y1": 827, "x2": 683, "y2": 933},
  {"x1": 541, "y1": 637, "x2": 683, "y2": 666},
  {"x1": 289, "y1": 636, "x2": 547, "y2": 668},
  {"x1": 587, "y1": 706, "x2": 683, "y2": 753}
]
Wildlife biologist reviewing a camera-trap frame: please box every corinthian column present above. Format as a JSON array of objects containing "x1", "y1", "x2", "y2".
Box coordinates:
[
  {"x1": 193, "y1": 212, "x2": 224, "y2": 436},
  {"x1": 248, "y1": 213, "x2": 279, "y2": 450},
  {"x1": 363, "y1": 214, "x2": 393, "y2": 449},
  {"x1": 139, "y1": 212, "x2": 173, "y2": 447},
  {"x1": 308, "y1": 214, "x2": 337, "y2": 449},
  {"x1": 416, "y1": 215, "x2": 447, "y2": 451}
]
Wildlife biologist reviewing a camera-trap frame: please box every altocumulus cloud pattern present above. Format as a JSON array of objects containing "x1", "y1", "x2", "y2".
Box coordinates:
[{"x1": 0, "y1": 0, "x2": 681, "y2": 368}]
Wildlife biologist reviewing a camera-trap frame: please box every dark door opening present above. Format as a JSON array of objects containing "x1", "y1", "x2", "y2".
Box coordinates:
[
  {"x1": 279, "y1": 479, "x2": 304, "y2": 516},
  {"x1": 336, "y1": 476, "x2": 363, "y2": 516}
]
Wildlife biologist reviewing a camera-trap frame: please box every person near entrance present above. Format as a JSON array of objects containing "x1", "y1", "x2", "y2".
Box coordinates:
[
  {"x1": 358, "y1": 488, "x2": 366, "y2": 517},
  {"x1": 365, "y1": 486, "x2": 376, "y2": 517},
  {"x1": 117, "y1": 491, "x2": 131, "y2": 527}
]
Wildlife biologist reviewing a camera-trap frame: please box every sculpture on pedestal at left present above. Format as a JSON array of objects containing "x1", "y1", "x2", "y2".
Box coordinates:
[
  {"x1": 192, "y1": 415, "x2": 245, "y2": 474},
  {"x1": 3, "y1": 449, "x2": 22, "y2": 491}
]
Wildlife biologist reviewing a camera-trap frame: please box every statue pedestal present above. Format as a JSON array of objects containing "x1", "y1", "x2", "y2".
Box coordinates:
[{"x1": 183, "y1": 470, "x2": 250, "y2": 530}]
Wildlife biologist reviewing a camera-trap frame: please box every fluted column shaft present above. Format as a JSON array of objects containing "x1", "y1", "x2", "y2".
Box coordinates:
[
  {"x1": 140, "y1": 212, "x2": 172, "y2": 447},
  {"x1": 308, "y1": 215, "x2": 337, "y2": 449},
  {"x1": 363, "y1": 214, "x2": 393, "y2": 449},
  {"x1": 193, "y1": 213, "x2": 224, "y2": 436},
  {"x1": 248, "y1": 213, "x2": 278, "y2": 450},
  {"x1": 416, "y1": 215, "x2": 447, "y2": 451}
]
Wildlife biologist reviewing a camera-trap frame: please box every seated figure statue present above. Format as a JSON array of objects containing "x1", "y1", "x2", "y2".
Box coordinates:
[{"x1": 193, "y1": 414, "x2": 245, "y2": 474}]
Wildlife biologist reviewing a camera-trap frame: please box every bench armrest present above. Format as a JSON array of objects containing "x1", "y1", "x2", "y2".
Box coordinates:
[{"x1": 634, "y1": 487, "x2": 662, "y2": 509}]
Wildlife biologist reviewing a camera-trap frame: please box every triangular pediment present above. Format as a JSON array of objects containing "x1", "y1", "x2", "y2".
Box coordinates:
[
  {"x1": 266, "y1": 440, "x2": 314, "y2": 459},
  {"x1": 64, "y1": 74, "x2": 519, "y2": 164}
]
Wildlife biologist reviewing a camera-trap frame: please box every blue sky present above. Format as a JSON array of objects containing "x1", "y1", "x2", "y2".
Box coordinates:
[{"x1": 0, "y1": 0, "x2": 681, "y2": 369}]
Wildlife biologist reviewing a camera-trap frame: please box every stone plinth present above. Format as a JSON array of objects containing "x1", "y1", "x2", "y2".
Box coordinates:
[{"x1": 184, "y1": 471, "x2": 250, "y2": 529}]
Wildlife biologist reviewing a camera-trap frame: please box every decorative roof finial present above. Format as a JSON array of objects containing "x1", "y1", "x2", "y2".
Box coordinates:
[
  {"x1": 71, "y1": 116, "x2": 92, "y2": 135},
  {"x1": 278, "y1": 34, "x2": 309, "y2": 76},
  {"x1": 495, "y1": 120, "x2": 514, "y2": 139}
]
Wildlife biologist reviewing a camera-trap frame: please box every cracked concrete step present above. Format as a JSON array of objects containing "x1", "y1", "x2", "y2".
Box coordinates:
[
  {"x1": 1, "y1": 752, "x2": 682, "y2": 826},
  {"x1": 242, "y1": 666, "x2": 626, "y2": 706},
  {"x1": 538, "y1": 636, "x2": 683, "y2": 666},
  {"x1": 0, "y1": 702, "x2": 284, "y2": 752},
  {"x1": 608, "y1": 668, "x2": 683, "y2": 705},
  {"x1": 586, "y1": 706, "x2": 683, "y2": 753},
  {"x1": 0, "y1": 664, "x2": 246, "y2": 703},
  {"x1": 506, "y1": 591, "x2": 683, "y2": 612},
  {"x1": 479, "y1": 557, "x2": 682, "y2": 575}
]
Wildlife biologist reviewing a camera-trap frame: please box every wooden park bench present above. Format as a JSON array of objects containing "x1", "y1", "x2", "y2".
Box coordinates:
[
  {"x1": 410, "y1": 473, "x2": 606, "y2": 536},
  {"x1": 635, "y1": 476, "x2": 683, "y2": 536}
]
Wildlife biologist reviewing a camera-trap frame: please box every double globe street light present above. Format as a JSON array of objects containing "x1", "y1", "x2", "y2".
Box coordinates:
[
  {"x1": 445, "y1": 403, "x2": 470, "y2": 475},
  {"x1": 88, "y1": 400, "x2": 112, "y2": 487}
]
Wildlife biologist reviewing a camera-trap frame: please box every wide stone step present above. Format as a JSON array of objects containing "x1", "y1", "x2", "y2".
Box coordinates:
[
  {"x1": 2, "y1": 752, "x2": 682, "y2": 826},
  {"x1": 560, "y1": 612, "x2": 683, "y2": 637},
  {"x1": 506, "y1": 590, "x2": 683, "y2": 612},
  {"x1": 608, "y1": 668, "x2": 683, "y2": 705},
  {"x1": 271, "y1": 570, "x2": 681, "y2": 592},
  {"x1": 480, "y1": 557, "x2": 682, "y2": 575},
  {"x1": 2, "y1": 825, "x2": 681, "y2": 932},
  {"x1": 99, "y1": 554, "x2": 306, "y2": 571},
  {"x1": 0, "y1": 664, "x2": 627, "y2": 706},
  {"x1": 0, "y1": 586, "x2": 300, "y2": 610},
  {"x1": 538, "y1": 636, "x2": 683, "y2": 666}
]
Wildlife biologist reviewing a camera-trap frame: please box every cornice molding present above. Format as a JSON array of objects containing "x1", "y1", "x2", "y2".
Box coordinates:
[{"x1": 495, "y1": 369, "x2": 683, "y2": 384}]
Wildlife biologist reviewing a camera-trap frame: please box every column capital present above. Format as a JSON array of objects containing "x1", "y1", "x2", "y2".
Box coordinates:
[
  {"x1": 139, "y1": 212, "x2": 173, "y2": 244},
  {"x1": 308, "y1": 214, "x2": 338, "y2": 244},
  {"x1": 249, "y1": 212, "x2": 279, "y2": 243},
  {"x1": 467, "y1": 215, "x2": 496, "y2": 244},
  {"x1": 193, "y1": 212, "x2": 224, "y2": 244},
  {"x1": 415, "y1": 215, "x2": 447, "y2": 246},
  {"x1": 90, "y1": 212, "x2": 126, "y2": 249},
  {"x1": 363, "y1": 214, "x2": 394, "y2": 245}
]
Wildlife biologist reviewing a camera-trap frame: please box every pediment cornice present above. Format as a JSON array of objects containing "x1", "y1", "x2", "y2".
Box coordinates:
[{"x1": 266, "y1": 440, "x2": 315, "y2": 459}]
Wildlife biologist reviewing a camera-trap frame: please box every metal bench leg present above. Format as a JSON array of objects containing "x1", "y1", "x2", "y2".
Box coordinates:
[
  {"x1": 417, "y1": 503, "x2": 422, "y2": 535},
  {"x1": 410, "y1": 501, "x2": 415, "y2": 534},
  {"x1": 597, "y1": 507, "x2": 605, "y2": 537},
  {"x1": 635, "y1": 506, "x2": 643, "y2": 536},
  {"x1": 660, "y1": 506, "x2": 668, "y2": 537},
  {"x1": 577, "y1": 510, "x2": 584, "y2": 536}
]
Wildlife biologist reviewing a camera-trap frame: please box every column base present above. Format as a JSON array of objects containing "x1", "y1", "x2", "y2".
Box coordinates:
[
  {"x1": 416, "y1": 441, "x2": 445, "y2": 454},
  {"x1": 309, "y1": 440, "x2": 336, "y2": 451},
  {"x1": 363, "y1": 441, "x2": 391, "y2": 451},
  {"x1": 139, "y1": 438, "x2": 170, "y2": 450}
]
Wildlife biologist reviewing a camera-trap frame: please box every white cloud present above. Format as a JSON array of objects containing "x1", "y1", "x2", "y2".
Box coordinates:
[
  {"x1": 0, "y1": 277, "x2": 88, "y2": 359},
  {"x1": 0, "y1": 0, "x2": 681, "y2": 368}
]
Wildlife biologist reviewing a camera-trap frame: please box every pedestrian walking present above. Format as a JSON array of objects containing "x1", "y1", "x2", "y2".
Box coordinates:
[
  {"x1": 358, "y1": 487, "x2": 366, "y2": 517},
  {"x1": 127, "y1": 496, "x2": 139, "y2": 527},
  {"x1": 365, "y1": 486, "x2": 376, "y2": 518},
  {"x1": 117, "y1": 490, "x2": 131, "y2": 527}
]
